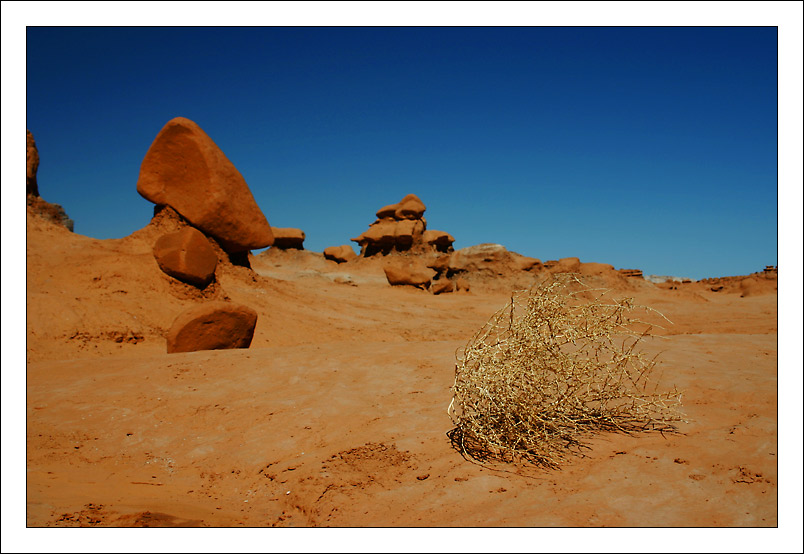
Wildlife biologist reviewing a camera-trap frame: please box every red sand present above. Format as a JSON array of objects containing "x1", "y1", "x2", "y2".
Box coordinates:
[{"x1": 23, "y1": 208, "x2": 780, "y2": 532}]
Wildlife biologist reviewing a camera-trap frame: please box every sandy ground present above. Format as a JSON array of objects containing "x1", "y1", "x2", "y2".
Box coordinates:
[{"x1": 18, "y1": 207, "x2": 789, "y2": 542}]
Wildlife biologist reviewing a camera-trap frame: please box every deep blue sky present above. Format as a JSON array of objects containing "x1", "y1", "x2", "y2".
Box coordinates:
[{"x1": 25, "y1": 26, "x2": 778, "y2": 279}]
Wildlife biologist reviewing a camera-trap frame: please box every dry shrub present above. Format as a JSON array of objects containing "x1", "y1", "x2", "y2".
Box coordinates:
[{"x1": 447, "y1": 273, "x2": 685, "y2": 469}]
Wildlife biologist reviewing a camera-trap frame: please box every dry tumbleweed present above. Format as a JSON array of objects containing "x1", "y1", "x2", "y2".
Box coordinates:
[{"x1": 447, "y1": 273, "x2": 685, "y2": 469}]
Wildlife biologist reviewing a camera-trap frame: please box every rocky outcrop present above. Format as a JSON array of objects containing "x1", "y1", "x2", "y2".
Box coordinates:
[
  {"x1": 430, "y1": 278, "x2": 455, "y2": 295},
  {"x1": 448, "y1": 244, "x2": 541, "y2": 276},
  {"x1": 27, "y1": 129, "x2": 40, "y2": 197},
  {"x1": 137, "y1": 117, "x2": 274, "y2": 254},
  {"x1": 153, "y1": 226, "x2": 218, "y2": 288},
  {"x1": 270, "y1": 227, "x2": 305, "y2": 250},
  {"x1": 323, "y1": 245, "x2": 357, "y2": 263},
  {"x1": 353, "y1": 194, "x2": 455, "y2": 257},
  {"x1": 618, "y1": 269, "x2": 644, "y2": 278},
  {"x1": 383, "y1": 258, "x2": 435, "y2": 289},
  {"x1": 25, "y1": 130, "x2": 74, "y2": 231},
  {"x1": 166, "y1": 301, "x2": 258, "y2": 353},
  {"x1": 422, "y1": 230, "x2": 455, "y2": 253}
]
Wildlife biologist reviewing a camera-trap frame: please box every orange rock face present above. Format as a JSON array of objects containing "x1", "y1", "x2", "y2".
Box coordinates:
[
  {"x1": 270, "y1": 227, "x2": 306, "y2": 250},
  {"x1": 166, "y1": 301, "x2": 258, "y2": 353},
  {"x1": 137, "y1": 117, "x2": 274, "y2": 253},
  {"x1": 153, "y1": 227, "x2": 218, "y2": 288},
  {"x1": 27, "y1": 129, "x2": 40, "y2": 197},
  {"x1": 383, "y1": 259, "x2": 435, "y2": 289},
  {"x1": 430, "y1": 278, "x2": 455, "y2": 295},
  {"x1": 323, "y1": 245, "x2": 357, "y2": 263}
]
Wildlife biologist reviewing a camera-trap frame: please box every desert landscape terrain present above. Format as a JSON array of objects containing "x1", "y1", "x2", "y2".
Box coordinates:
[{"x1": 24, "y1": 120, "x2": 779, "y2": 529}]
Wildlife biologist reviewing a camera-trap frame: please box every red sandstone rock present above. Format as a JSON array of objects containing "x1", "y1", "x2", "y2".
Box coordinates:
[
  {"x1": 513, "y1": 255, "x2": 542, "y2": 272},
  {"x1": 136, "y1": 117, "x2": 274, "y2": 253},
  {"x1": 324, "y1": 245, "x2": 357, "y2": 263},
  {"x1": 455, "y1": 276, "x2": 471, "y2": 292},
  {"x1": 430, "y1": 278, "x2": 455, "y2": 295},
  {"x1": 383, "y1": 259, "x2": 435, "y2": 289},
  {"x1": 271, "y1": 227, "x2": 306, "y2": 250},
  {"x1": 166, "y1": 301, "x2": 258, "y2": 353},
  {"x1": 423, "y1": 230, "x2": 455, "y2": 253},
  {"x1": 426, "y1": 254, "x2": 451, "y2": 274},
  {"x1": 395, "y1": 194, "x2": 426, "y2": 220},
  {"x1": 27, "y1": 129, "x2": 40, "y2": 197},
  {"x1": 376, "y1": 203, "x2": 399, "y2": 219},
  {"x1": 153, "y1": 227, "x2": 218, "y2": 288}
]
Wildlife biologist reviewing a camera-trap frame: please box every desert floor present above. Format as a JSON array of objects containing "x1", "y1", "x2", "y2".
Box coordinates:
[{"x1": 24, "y1": 210, "x2": 779, "y2": 529}]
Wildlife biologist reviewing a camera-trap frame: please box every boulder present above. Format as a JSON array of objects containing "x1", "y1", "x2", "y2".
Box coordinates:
[
  {"x1": 426, "y1": 254, "x2": 451, "y2": 274},
  {"x1": 166, "y1": 301, "x2": 258, "y2": 353},
  {"x1": 383, "y1": 259, "x2": 435, "y2": 289},
  {"x1": 270, "y1": 227, "x2": 306, "y2": 250},
  {"x1": 324, "y1": 245, "x2": 357, "y2": 263},
  {"x1": 422, "y1": 230, "x2": 455, "y2": 253},
  {"x1": 27, "y1": 129, "x2": 40, "y2": 197},
  {"x1": 449, "y1": 243, "x2": 510, "y2": 273},
  {"x1": 136, "y1": 117, "x2": 274, "y2": 253},
  {"x1": 430, "y1": 278, "x2": 455, "y2": 295},
  {"x1": 153, "y1": 226, "x2": 218, "y2": 288},
  {"x1": 455, "y1": 276, "x2": 471, "y2": 292},
  {"x1": 394, "y1": 193, "x2": 426, "y2": 220},
  {"x1": 376, "y1": 203, "x2": 399, "y2": 219},
  {"x1": 549, "y1": 257, "x2": 582, "y2": 274}
]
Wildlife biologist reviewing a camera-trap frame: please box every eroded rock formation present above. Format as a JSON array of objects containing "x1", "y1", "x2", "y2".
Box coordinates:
[
  {"x1": 137, "y1": 117, "x2": 274, "y2": 254},
  {"x1": 166, "y1": 301, "x2": 258, "y2": 353}
]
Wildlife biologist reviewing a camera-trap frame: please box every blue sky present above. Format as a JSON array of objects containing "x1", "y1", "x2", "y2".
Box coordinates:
[{"x1": 21, "y1": 26, "x2": 779, "y2": 279}]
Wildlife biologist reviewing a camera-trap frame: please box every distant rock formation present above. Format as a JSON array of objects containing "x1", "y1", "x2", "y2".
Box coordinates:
[
  {"x1": 270, "y1": 227, "x2": 306, "y2": 250},
  {"x1": 136, "y1": 117, "x2": 274, "y2": 254},
  {"x1": 383, "y1": 258, "x2": 435, "y2": 290},
  {"x1": 27, "y1": 129, "x2": 39, "y2": 197},
  {"x1": 153, "y1": 226, "x2": 218, "y2": 288},
  {"x1": 323, "y1": 245, "x2": 357, "y2": 263},
  {"x1": 352, "y1": 194, "x2": 455, "y2": 256},
  {"x1": 618, "y1": 269, "x2": 644, "y2": 278},
  {"x1": 448, "y1": 244, "x2": 542, "y2": 276},
  {"x1": 26, "y1": 129, "x2": 74, "y2": 232},
  {"x1": 166, "y1": 301, "x2": 258, "y2": 353}
]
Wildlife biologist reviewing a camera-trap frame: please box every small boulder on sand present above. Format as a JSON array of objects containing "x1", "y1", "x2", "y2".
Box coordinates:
[
  {"x1": 324, "y1": 245, "x2": 358, "y2": 264},
  {"x1": 271, "y1": 227, "x2": 306, "y2": 250},
  {"x1": 136, "y1": 117, "x2": 274, "y2": 254},
  {"x1": 166, "y1": 301, "x2": 258, "y2": 353},
  {"x1": 153, "y1": 226, "x2": 218, "y2": 288},
  {"x1": 383, "y1": 259, "x2": 435, "y2": 290}
]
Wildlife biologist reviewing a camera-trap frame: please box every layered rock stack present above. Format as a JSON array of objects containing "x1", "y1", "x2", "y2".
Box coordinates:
[
  {"x1": 26, "y1": 129, "x2": 74, "y2": 231},
  {"x1": 136, "y1": 117, "x2": 267, "y2": 352},
  {"x1": 270, "y1": 227, "x2": 306, "y2": 250},
  {"x1": 351, "y1": 194, "x2": 455, "y2": 256},
  {"x1": 618, "y1": 268, "x2": 644, "y2": 279}
]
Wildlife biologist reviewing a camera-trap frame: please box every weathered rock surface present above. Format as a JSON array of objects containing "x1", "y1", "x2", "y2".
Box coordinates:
[
  {"x1": 394, "y1": 193, "x2": 426, "y2": 220},
  {"x1": 136, "y1": 117, "x2": 274, "y2": 253},
  {"x1": 422, "y1": 230, "x2": 455, "y2": 253},
  {"x1": 324, "y1": 245, "x2": 357, "y2": 264},
  {"x1": 166, "y1": 301, "x2": 258, "y2": 353},
  {"x1": 430, "y1": 278, "x2": 455, "y2": 295},
  {"x1": 383, "y1": 259, "x2": 435, "y2": 289},
  {"x1": 153, "y1": 226, "x2": 218, "y2": 288},
  {"x1": 270, "y1": 227, "x2": 306, "y2": 250},
  {"x1": 27, "y1": 129, "x2": 40, "y2": 197}
]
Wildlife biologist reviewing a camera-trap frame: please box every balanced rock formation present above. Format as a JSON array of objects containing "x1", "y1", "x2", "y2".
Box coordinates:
[
  {"x1": 153, "y1": 226, "x2": 218, "y2": 288},
  {"x1": 352, "y1": 194, "x2": 455, "y2": 256},
  {"x1": 324, "y1": 245, "x2": 357, "y2": 264},
  {"x1": 270, "y1": 227, "x2": 306, "y2": 250},
  {"x1": 166, "y1": 301, "x2": 258, "y2": 353},
  {"x1": 27, "y1": 129, "x2": 40, "y2": 197},
  {"x1": 137, "y1": 117, "x2": 274, "y2": 254},
  {"x1": 383, "y1": 258, "x2": 435, "y2": 290}
]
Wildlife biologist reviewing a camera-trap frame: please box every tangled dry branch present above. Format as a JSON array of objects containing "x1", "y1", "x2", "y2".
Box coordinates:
[{"x1": 447, "y1": 273, "x2": 686, "y2": 469}]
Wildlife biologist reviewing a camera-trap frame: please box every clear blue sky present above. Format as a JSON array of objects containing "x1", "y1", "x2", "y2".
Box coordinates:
[{"x1": 25, "y1": 26, "x2": 778, "y2": 279}]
